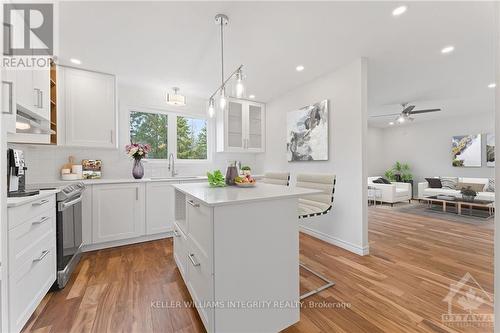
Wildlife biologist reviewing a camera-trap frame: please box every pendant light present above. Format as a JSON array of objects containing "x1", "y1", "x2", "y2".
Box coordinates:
[
  {"x1": 166, "y1": 87, "x2": 186, "y2": 106},
  {"x1": 207, "y1": 13, "x2": 245, "y2": 118}
]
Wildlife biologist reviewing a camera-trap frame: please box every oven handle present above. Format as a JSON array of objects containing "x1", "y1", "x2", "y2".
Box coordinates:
[{"x1": 58, "y1": 195, "x2": 83, "y2": 211}]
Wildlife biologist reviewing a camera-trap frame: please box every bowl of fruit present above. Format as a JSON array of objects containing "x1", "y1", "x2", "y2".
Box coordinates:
[{"x1": 234, "y1": 175, "x2": 256, "y2": 187}]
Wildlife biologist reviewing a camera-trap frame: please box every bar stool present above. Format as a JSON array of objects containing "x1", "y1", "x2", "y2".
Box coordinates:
[
  {"x1": 296, "y1": 173, "x2": 336, "y2": 299},
  {"x1": 262, "y1": 172, "x2": 290, "y2": 186}
]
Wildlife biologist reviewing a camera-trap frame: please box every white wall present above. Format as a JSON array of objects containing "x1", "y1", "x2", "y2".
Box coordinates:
[
  {"x1": 368, "y1": 113, "x2": 495, "y2": 185},
  {"x1": 11, "y1": 82, "x2": 263, "y2": 184},
  {"x1": 257, "y1": 58, "x2": 369, "y2": 255}
]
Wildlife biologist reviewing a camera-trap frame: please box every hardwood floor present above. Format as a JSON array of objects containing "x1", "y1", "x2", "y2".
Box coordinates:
[{"x1": 22, "y1": 207, "x2": 494, "y2": 333}]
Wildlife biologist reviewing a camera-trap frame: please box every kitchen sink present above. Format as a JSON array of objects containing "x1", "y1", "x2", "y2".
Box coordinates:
[{"x1": 150, "y1": 176, "x2": 206, "y2": 181}]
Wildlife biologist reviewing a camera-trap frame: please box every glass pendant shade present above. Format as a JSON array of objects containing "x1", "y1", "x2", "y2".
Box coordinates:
[
  {"x1": 208, "y1": 98, "x2": 215, "y2": 118},
  {"x1": 219, "y1": 88, "x2": 227, "y2": 110},
  {"x1": 234, "y1": 70, "x2": 244, "y2": 98}
]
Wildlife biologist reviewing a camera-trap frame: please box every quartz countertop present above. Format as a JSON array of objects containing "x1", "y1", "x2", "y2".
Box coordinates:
[
  {"x1": 7, "y1": 189, "x2": 60, "y2": 208},
  {"x1": 172, "y1": 182, "x2": 320, "y2": 207}
]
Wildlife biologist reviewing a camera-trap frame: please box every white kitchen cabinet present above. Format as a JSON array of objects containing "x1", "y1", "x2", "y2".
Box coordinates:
[
  {"x1": 7, "y1": 194, "x2": 56, "y2": 333},
  {"x1": 58, "y1": 66, "x2": 117, "y2": 148},
  {"x1": 15, "y1": 67, "x2": 50, "y2": 121},
  {"x1": 92, "y1": 183, "x2": 145, "y2": 244},
  {"x1": 2, "y1": 69, "x2": 16, "y2": 133},
  {"x1": 146, "y1": 182, "x2": 175, "y2": 235},
  {"x1": 216, "y1": 98, "x2": 265, "y2": 153}
]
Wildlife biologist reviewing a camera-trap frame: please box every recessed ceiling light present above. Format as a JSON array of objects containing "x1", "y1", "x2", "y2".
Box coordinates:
[
  {"x1": 70, "y1": 58, "x2": 81, "y2": 65},
  {"x1": 389, "y1": 121, "x2": 395, "y2": 126},
  {"x1": 488, "y1": 83, "x2": 496, "y2": 88},
  {"x1": 249, "y1": 94, "x2": 256, "y2": 99},
  {"x1": 441, "y1": 46, "x2": 455, "y2": 54},
  {"x1": 392, "y1": 6, "x2": 407, "y2": 16},
  {"x1": 296, "y1": 65, "x2": 304, "y2": 72}
]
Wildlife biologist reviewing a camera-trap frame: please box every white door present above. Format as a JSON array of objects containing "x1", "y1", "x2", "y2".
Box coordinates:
[
  {"x1": 226, "y1": 100, "x2": 245, "y2": 151},
  {"x1": 245, "y1": 102, "x2": 265, "y2": 152},
  {"x1": 63, "y1": 67, "x2": 116, "y2": 148},
  {"x1": 146, "y1": 182, "x2": 175, "y2": 235},
  {"x1": 92, "y1": 183, "x2": 145, "y2": 244}
]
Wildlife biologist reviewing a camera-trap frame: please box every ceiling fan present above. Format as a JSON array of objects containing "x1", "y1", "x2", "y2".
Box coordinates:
[{"x1": 371, "y1": 103, "x2": 441, "y2": 124}]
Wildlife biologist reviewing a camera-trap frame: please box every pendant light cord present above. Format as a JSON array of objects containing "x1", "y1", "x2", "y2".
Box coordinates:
[{"x1": 220, "y1": 20, "x2": 224, "y2": 87}]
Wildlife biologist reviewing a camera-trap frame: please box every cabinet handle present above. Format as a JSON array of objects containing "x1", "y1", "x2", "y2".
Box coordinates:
[
  {"x1": 136, "y1": 188, "x2": 139, "y2": 200},
  {"x1": 188, "y1": 253, "x2": 200, "y2": 267},
  {"x1": 173, "y1": 229, "x2": 180, "y2": 237},
  {"x1": 32, "y1": 199, "x2": 49, "y2": 206},
  {"x1": 33, "y1": 88, "x2": 39, "y2": 107},
  {"x1": 39, "y1": 90, "x2": 43, "y2": 108},
  {"x1": 33, "y1": 250, "x2": 49, "y2": 262},
  {"x1": 110, "y1": 130, "x2": 114, "y2": 144},
  {"x1": 187, "y1": 200, "x2": 199, "y2": 208},
  {"x1": 32, "y1": 216, "x2": 50, "y2": 225}
]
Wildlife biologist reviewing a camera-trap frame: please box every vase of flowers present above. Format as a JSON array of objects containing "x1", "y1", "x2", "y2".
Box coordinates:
[{"x1": 126, "y1": 143, "x2": 151, "y2": 179}]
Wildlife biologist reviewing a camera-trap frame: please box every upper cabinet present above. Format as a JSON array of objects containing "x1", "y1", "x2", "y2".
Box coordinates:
[
  {"x1": 216, "y1": 98, "x2": 265, "y2": 153},
  {"x1": 57, "y1": 66, "x2": 117, "y2": 148},
  {"x1": 15, "y1": 67, "x2": 50, "y2": 121}
]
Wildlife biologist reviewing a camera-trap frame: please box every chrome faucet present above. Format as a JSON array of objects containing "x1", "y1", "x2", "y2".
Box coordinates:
[{"x1": 168, "y1": 153, "x2": 177, "y2": 177}]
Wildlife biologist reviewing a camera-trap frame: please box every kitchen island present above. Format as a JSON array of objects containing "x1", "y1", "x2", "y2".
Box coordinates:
[{"x1": 171, "y1": 182, "x2": 320, "y2": 333}]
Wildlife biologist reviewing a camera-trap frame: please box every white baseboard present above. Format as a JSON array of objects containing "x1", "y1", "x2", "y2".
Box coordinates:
[
  {"x1": 299, "y1": 226, "x2": 369, "y2": 256},
  {"x1": 82, "y1": 232, "x2": 172, "y2": 252}
]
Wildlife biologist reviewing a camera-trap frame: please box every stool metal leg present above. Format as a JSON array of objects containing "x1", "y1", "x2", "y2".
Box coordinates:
[{"x1": 299, "y1": 262, "x2": 335, "y2": 300}]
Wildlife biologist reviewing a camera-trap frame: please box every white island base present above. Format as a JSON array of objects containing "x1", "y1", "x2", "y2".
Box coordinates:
[{"x1": 172, "y1": 183, "x2": 319, "y2": 333}]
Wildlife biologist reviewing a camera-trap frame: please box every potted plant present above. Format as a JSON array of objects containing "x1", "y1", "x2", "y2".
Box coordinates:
[
  {"x1": 385, "y1": 162, "x2": 413, "y2": 183},
  {"x1": 460, "y1": 186, "x2": 477, "y2": 202},
  {"x1": 241, "y1": 165, "x2": 251, "y2": 176},
  {"x1": 125, "y1": 143, "x2": 151, "y2": 179}
]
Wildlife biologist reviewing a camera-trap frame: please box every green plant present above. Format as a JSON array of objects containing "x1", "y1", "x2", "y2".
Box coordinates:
[
  {"x1": 385, "y1": 161, "x2": 413, "y2": 182},
  {"x1": 241, "y1": 165, "x2": 251, "y2": 171},
  {"x1": 207, "y1": 170, "x2": 226, "y2": 187}
]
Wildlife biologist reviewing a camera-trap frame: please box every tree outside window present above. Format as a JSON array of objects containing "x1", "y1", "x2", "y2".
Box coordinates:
[
  {"x1": 129, "y1": 111, "x2": 168, "y2": 159},
  {"x1": 177, "y1": 116, "x2": 207, "y2": 160}
]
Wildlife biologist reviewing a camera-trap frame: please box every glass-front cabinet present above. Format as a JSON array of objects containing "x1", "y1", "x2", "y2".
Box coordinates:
[{"x1": 216, "y1": 98, "x2": 265, "y2": 153}]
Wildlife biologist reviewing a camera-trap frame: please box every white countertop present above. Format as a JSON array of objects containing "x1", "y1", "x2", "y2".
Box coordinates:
[
  {"x1": 7, "y1": 189, "x2": 60, "y2": 208},
  {"x1": 172, "y1": 182, "x2": 320, "y2": 207}
]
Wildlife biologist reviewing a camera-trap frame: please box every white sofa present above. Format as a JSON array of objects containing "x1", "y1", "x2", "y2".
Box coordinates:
[
  {"x1": 418, "y1": 177, "x2": 494, "y2": 202},
  {"x1": 368, "y1": 176, "x2": 412, "y2": 206}
]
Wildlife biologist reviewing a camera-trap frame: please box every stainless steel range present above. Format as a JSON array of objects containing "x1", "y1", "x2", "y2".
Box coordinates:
[{"x1": 55, "y1": 182, "x2": 85, "y2": 289}]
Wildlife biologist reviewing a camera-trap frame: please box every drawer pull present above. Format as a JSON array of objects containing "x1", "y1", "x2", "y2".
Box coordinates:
[
  {"x1": 173, "y1": 229, "x2": 181, "y2": 237},
  {"x1": 187, "y1": 200, "x2": 200, "y2": 208},
  {"x1": 188, "y1": 253, "x2": 200, "y2": 267},
  {"x1": 33, "y1": 250, "x2": 49, "y2": 263},
  {"x1": 32, "y1": 199, "x2": 49, "y2": 207},
  {"x1": 32, "y1": 216, "x2": 50, "y2": 225}
]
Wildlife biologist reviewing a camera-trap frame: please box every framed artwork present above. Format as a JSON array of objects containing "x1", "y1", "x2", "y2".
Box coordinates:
[
  {"x1": 452, "y1": 134, "x2": 481, "y2": 167},
  {"x1": 486, "y1": 133, "x2": 495, "y2": 167},
  {"x1": 286, "y1": 100, "x2": 328, "y2": 162}
]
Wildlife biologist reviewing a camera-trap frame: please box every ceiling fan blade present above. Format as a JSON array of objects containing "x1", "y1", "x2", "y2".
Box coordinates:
[
  {"x1": 402, "y1": 105, "x2": 415, "y2": 114},
  {"x1": 410, "y1": 109, "x2": 441, "y2": 114},
  {"x1": 369, "y1": 113, "x2": 401, "y2": 118}
]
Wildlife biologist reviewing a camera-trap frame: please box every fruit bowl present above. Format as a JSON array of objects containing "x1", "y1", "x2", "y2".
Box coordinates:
[{"x1": 235, "y1": 182, "x2": 256, "y2": 188}]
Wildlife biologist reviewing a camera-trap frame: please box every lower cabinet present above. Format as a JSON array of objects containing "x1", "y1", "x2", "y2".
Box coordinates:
[
  {"x1": 7, "y1": 195, "x2": 57, "y2": 333},
  {"x1": 92, "y1": 183, "x2": 145, "y2": 244},
  {"x1": 145, "y1": 182, "x2": 175, "y2": 235}
]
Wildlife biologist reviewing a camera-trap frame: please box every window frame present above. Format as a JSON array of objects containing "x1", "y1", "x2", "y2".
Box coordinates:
[{"x1": 127, "y1": 106, "x2": 212, "y2": 164}]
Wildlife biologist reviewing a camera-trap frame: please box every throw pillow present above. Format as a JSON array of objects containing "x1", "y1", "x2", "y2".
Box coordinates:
[
  {"x1": 457, "y1": 182, "x2": 485, "y2": 193},
  {"x1": 380, "y1": 178, "x2": 391, "y2": 184},
  {"x1": 440, "y1": 177, "x2": 458, "y2": 190},
  {"x1": 372, "y1": 178, "x2": 385, "y2": 184},
  {"x1": 485, "y1": 178, "x2": 495, "y2": 192},
  {"x1": 425, "y1": 178, "x2": 442, "y2": 189}
]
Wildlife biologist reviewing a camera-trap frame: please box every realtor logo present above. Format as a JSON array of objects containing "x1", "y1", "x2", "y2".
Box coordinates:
[
  {"x1": 3, "y1": 3, "x2": 53, "y2": 56},
  {"x1": 442, "y1": 272, "x2": 493, "y2": 328}
]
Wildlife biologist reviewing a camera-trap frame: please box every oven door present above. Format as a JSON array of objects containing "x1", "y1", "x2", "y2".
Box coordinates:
[{"x1": 56, "y1": 194, "x2": 83, "y2": 272}]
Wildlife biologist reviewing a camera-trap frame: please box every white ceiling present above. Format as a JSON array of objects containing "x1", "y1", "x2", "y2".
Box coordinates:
[{"x1": 58, "y1": 1, "x2": 496, "y2": 126}]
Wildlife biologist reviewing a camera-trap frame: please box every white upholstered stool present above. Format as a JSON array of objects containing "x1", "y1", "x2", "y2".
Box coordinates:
[{"x1": 262, "y1": 172, "x2": 290, "y2": 186}]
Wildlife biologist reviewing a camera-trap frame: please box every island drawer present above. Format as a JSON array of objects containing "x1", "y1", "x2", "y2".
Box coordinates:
[
  {"x1": 186, "y1": 196, "x2": 213, "y2": 257},
  {"x1": 173, "y1": 221, "x2": 188, "y2": 279}
]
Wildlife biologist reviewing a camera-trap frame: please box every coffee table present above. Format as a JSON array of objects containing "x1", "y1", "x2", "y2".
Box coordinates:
[{"x1": 423, "y1": 196, "x2": 495, "y2": 219}]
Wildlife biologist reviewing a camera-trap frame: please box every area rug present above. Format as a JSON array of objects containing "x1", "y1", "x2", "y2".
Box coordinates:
[{"x1": 387, "y1": 203, "x2": 493, "y2": 225}]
